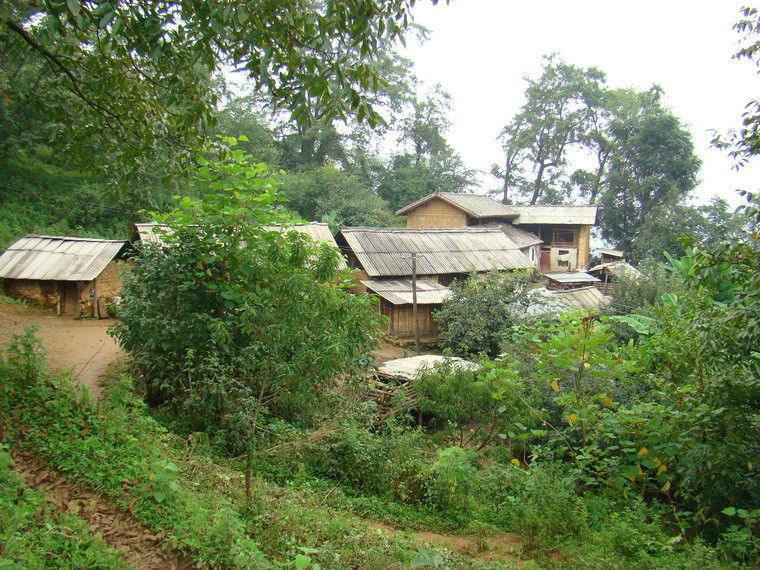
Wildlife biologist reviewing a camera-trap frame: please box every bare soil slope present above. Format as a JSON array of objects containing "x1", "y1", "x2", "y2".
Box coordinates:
[{"x1": 0, "y1": 301, "x2": 121, "y2": 399}]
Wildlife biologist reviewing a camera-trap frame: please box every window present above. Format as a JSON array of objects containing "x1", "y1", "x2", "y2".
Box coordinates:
[{"x1": 552, "y1": 229, "x2": 577, "y2": 246}]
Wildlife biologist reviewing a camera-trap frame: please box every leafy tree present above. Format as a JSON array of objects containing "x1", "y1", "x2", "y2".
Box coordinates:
[
  {"x1": 434, "y1": 271, "x2": 535, "y2": 357},
  {"x1": 111, "y1": 138, "x2": 383, "y2": 499},
  {"x1": 713, "y1": 6, "x2": 760, "y2": 166},
  {"x1": 599, "y1": 88, "x2": 701, "y2": 260},
  {"x1": 416, "y1": 361, "x2": 508, "y2": 450},
  {"x1": 212, "y1": 95, "x2": 281, "y2": 169},
  {"x1": 1, "y1": 0, "x2": 422, "y2": 189},
  {"x1": 377, "y1": 87, "x2": 476, "y2": 211},
  {"x1": 278, "y1": 165, "x2": 397, "y2": 227},
  {"x1": 495, "y1": 55, "x2": 606, "y2": 204}
]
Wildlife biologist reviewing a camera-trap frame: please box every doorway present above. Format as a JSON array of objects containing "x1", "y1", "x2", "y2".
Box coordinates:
[{"x1": 61, "y1": 282, "x2": 79, "y2": 314}]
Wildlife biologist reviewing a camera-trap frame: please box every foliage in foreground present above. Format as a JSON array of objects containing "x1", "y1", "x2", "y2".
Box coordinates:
[
  {"x1": 434, "y1": 270, "x2": 537, "y2": 357},
  {"x1": 0, "y1": 445, "x2": 129, "y2": 569},
  {"x1": 111, "y1": 139, "x2": 383, "y2": 502},
  {"x1": 1, "y1": 331, "x2": 505, "y2": 569}
]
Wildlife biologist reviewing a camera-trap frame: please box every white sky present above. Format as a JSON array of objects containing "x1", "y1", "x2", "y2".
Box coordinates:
[{"x1": 400, "y1": 0, "x2": 760, "y2": 208}]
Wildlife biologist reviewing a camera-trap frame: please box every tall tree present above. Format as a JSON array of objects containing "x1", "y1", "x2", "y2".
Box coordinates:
[
  {"x1": 599, "y1": 88, "x2": 701, "y2": 260},
  {"x1": 377, "y1": 86, "x2": 475, "y2": 211},
  {"x1": 495, "y1": 55, "x2": 606, "y2": 204}
]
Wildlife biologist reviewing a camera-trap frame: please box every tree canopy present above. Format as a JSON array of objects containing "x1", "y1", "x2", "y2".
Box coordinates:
[{"x1": 1, "y1": 0, "x2": 425, "y2": 189}]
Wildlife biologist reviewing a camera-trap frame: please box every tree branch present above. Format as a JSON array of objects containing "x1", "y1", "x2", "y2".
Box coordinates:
[{"x1": 5, "y1": 19, "x2": 122, "y2": 121}]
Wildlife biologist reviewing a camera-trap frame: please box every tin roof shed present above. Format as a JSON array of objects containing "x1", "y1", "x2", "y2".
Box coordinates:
[
  {"x1": 0, "y1": 236, "x2": 128, "y2": 282},
  {"x1": 360, "y1": 279, "x2": 450, "y2": 305}
]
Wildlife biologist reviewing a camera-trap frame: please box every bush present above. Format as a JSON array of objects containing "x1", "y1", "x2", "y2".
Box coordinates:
[
  {"x1": 435, "y1": 270, "x2": 536, "y2": 357},
  {"x1": 507, "y1": 465, "x2": 590, "y2": 546},
  {"x1": 111, "y1": 138, "x2": 382, "y2": 459}
]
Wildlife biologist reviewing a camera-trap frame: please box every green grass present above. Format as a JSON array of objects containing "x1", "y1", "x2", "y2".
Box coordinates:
[
  {"x1": 0, "y1": 352, "x2": 508, "y2": 569},
  {"x1": 0, "y1": 329, "x2": 745, "y2": 569}
]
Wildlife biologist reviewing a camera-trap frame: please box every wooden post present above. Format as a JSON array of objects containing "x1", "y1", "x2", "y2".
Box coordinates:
[{"x1": 411, "y1": 252, "x2": 420, "y2": 355}]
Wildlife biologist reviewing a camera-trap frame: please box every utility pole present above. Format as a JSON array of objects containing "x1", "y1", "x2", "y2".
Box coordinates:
[{"x1": 411, "y1": 252, "x2": 420, "y2": 355}]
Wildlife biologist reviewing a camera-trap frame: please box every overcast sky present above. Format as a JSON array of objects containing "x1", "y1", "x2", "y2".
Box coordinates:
[{"x1": 399, "y1": 0, "x2": 760, "y2": 207}]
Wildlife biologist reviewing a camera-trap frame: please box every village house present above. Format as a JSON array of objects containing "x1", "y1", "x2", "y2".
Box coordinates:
[
  {"x1": 335, "y1": 226, "x2": 533, "y2": 337},
  {"x1": 395, "y1": 192, "x2": 597, "y2": 272},
  {"x1": 0, "y1": 235, "x2": 131, "y2": 317},
  {"x1": 588, "y1": 259, "x2": 642, "y2": 296}
]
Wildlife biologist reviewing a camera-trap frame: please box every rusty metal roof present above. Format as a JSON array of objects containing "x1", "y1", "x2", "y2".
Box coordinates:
[
  {"x1": 395, "y1": 192, "x2": 519, "y2": 218},
  {"x1": 377, "y1": 355, "x2": 481, "y2": 380},
  {"x1": 511, "y1": 205, "x2": 598, "y2": 225},
  {"x1": 360, "y1": 279, "x2": 450, "y2": 305},
  {"x1": 338, "y1": 227, "x2": 533, "y2": 278},
  {"x1": 0, "y1": 235, "x2": 127, "y2": 282}
]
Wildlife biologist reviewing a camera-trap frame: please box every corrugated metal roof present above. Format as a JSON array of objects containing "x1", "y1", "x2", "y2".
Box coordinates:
[
  {"x1": 598, "y1": 248, "x2": 624, "y2": 257},
  {"x1": 377, "y1": 355, "x2": 481, "y2": 380},
  {"x1": 133, "y1": 223, "x2": 173, "y2": 244},
  {"x1": 589, "y1": 261, "x2": 642, "y2": 281},
  {"x1": 551, "y1": 286, "x2": 611, "y2": 309},
  {"x1": 395, "y1": 192, "x2": 519, "y2": 218},
  {"x1": 360, "y1": 279, "x2": 450, "y2": 305},
  {"x1": 338, "y1": 227, "x2": 534, "y2": 277},
  {"x1": 266, "y1": 223, "x2": 347, "y2": 269},
  {"x1": 0, "y1": 235, "x2": 127, "y2": 282},
  {"x1": 495, "y1": 224, "x2": 543, "y2": 248},
  {"x1": 511, "y1": 205, "x2": 598, "y2": 225},
  {"x1": 133, "y1": 222, "x2": 346, "y2": 268},
  {"x1": 545, "y1": 272, "x2": 601, "y2": 284}
]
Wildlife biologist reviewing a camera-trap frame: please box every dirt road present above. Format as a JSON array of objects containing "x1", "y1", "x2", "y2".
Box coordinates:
[{"x1": 0, "y1": 301, "x2": 121, "y2": 399}]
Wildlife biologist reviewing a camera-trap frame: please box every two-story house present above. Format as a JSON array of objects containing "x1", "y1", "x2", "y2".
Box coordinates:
[{"x1": 395, "y1": 192, "x2": 597, "y2": 272}]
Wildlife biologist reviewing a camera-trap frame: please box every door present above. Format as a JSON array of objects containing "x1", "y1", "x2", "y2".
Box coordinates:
[
  {"x1": 539, "y1": 249, "x2": 551, "y2": 272},
  {"x1": 62, "y1": 282, "x2": 79, "y2": 314}
]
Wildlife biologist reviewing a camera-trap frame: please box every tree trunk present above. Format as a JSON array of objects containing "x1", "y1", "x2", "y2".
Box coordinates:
[
  {"x1": 502, "y1": 154, "x2": 510, "y2": 204},
  {"x1": 245, "y1": 382, "x2": 267, "y2": 501},
  {"x1": 531, "y1": 163, "x2": 547, "y2": 204}
]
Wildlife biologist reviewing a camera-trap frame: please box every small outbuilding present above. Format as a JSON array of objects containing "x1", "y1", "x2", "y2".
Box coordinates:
[
  {"x1": 598, "y1": 248, "x2": 625, "y2": 264},
  {"x1": 588, "y1": 260, "x2": 642, "y2": 296},
  {"x1": 0, "y1": 235, "x2": 130, "y2": 317},
  {"x1": 360, "y1": 279, "x2": 450, "y2": 337},
  {"x1": 544, "y1": 272, "x2": 601, "y2": 291}
]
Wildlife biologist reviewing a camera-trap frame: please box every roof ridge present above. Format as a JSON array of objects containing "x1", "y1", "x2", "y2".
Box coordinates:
[
  {"x1": 340, "y1": 226, "x2": 505, "y2": 233},
  {"x1": 22, "y1": 234, "x2": 127, "y2": 243}
]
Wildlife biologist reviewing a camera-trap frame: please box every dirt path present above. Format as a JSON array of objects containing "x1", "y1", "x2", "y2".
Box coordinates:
[
  {"x1": 371, "y1": 340, "x2": 407, "y2": 364},
  {"x1": 365, "y1": 520, "x2": 526, "y2": 566},
  {"x1": 0, "y1": 302, "x2": 121, "y2": 399},
  {"x1": 11, "y1": 450, "x2": 192, "y2": 569}
]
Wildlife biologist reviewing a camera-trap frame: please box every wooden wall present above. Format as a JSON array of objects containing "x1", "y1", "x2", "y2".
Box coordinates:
[
  {"x1": 406, "y1": 198, "x2": 467, "y2": 229},
  {"x1": 385, "y1": 301, "x2": 439, "y2": 337},
  {"x1": 578, "y1": 225, "x2": 591, "y2": 269}
]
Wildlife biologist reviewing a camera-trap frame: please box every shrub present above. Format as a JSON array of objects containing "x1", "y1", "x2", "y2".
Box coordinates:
[
  {"x1": 508, "y1": 465, "x2": 589, "y2": 546},
  {"x1": 435, "y1": 270, "x2": 536, "y2": 357}
]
